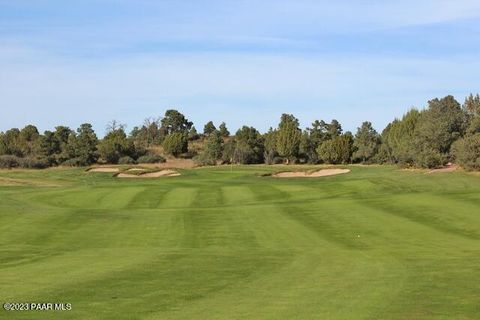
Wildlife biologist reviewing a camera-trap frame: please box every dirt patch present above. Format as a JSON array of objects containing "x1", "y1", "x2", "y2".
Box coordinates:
[
  {"x1": 273, "y1": 169, "x2": 350, "y2": 178},
  {"x1": 427, "y1": 164, "x2": 458, "y2": 174},
  {"x1": 117, "y1": 169, "x2": 181, "y2": 178},
  {"x1": 88, "y1": 167, "x2": 120, "y2": 173},
  {"x1": 138, "y1": 159, "x2": 196, "y2": 169}
]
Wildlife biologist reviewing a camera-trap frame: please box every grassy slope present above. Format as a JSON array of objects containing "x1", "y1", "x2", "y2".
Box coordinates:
[{"x1": 0, "y1": 166, "x2": 479, "y2": 319}]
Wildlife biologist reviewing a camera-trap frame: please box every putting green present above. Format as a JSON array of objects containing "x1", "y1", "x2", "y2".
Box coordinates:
[{"x1": 0, "y1": 166, "x2": 479, "y2": 319}]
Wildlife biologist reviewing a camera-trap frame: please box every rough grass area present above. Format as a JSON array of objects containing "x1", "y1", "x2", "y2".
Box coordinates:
[{"x1": 0, "y1": 165, "x2": 479, "y2": 319}]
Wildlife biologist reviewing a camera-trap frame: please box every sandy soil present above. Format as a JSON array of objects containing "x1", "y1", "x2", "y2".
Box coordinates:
[
  {"x1": 274, "y1": 168, "x2": 351, "y2": 178},
  {"x1": 88, "y1": 167, "x2": 120, "y2": 173},
  {"x1": 427, "y1": 164, "x2": 458, "y2": 174},
  {"x1": 117, "y1": 170, "x2": 181, "y2": 178},
  {"x1": 140, "y1": 159, "x2": 196, "y2": 169}
]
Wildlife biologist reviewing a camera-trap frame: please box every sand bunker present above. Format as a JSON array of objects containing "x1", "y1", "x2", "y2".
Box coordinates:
[
  {"x1": 117, "y1": 169, "x2": 180, "y2": 178},
  {"x1": 88, "y1": 167, "x2": 120, "y2": 173},
  {"x1": 274, "y1": 168, "x2": 350, "y2": 178}
]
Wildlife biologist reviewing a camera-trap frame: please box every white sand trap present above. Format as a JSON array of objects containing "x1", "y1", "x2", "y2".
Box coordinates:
[
  {"x1": 117, "y1": 169, "x2": 180, "y2": 178},
  {"x1": 127, "y1": 168, "x2": 147, "y2": 172},
  {"x1": 88, "y1": 167, "x2": 119, "y2": 173},
  {"x1": 274, "y1": 168, "x2": 350, "y2": 178}
]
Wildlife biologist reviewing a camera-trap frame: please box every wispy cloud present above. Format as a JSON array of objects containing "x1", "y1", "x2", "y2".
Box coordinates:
[{"x1": 0, "y1": 1, "x2": 479, "y2": 134}]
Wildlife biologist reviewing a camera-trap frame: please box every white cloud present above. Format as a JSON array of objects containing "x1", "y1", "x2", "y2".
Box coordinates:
[{"x1": 1, "y1": 47, "x2": 478, "y2": 133}]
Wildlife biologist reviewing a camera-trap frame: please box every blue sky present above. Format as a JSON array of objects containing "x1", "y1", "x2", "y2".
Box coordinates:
[{"x1": 1, "y1": 0, "x2": 480, "y2": 135}]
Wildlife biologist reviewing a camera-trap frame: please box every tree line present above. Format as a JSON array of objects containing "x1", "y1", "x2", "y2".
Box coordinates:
[{"x1": 1, "y1": 94, "x2": 479, "y2": 170}]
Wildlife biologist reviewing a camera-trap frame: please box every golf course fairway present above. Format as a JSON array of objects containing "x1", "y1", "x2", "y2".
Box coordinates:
[{"x1": 0, "y1": 165, "x2": 479, "y2": 319}]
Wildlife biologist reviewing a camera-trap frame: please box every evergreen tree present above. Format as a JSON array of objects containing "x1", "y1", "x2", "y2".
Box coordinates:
[
  {"x1": 275, "y1": 114, "x2": 302, "y2": 164},
  {"x1": 188, "y1": 126, "x2": 200, "y2": 141},
  {"x1": 195, "y1": 130, "x2": 223, "y2": 165},
  {"x1": 413, "y1": 95, "x2": 465, "y2": 167},
  {"x1": 162, "y1": 132, "x2": 188, "y2": 157},
  {"x1": 317, "y1": 134, "x2": 353, "y2": 164},
  {"x1": 232, "y1": 126, "x2": 264, "y2": 164},
  {"x1": 353, "y1": 121, "x2": 380, "y2": 163},
  {"x1": 219, "y1": 122, "x2": 230, "y2": 137},
  {"x1": 203, "y1": 121, "x2": 216, "y2": 136},
  {"x1": 161, "y1": 110, "x2": 192, "y2": 134},
  {"x1": 263, "y1": 128, "x2": 278, "y2": 164},
  {"x1": 74, "y1": 123, "x2": 98, "y2": 165}
]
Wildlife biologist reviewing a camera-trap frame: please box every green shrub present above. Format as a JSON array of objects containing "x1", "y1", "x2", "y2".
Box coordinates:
[
  {"x1": 61, "y1": 157, "x2": 85, "y2": 167},
  {"x1": 162, "y1": 132, "x2": 188, "y2": 157},
  {"x1": 194, "y1": 131, "x2": 223, "y2": 166},
  {"x1": 118, "y1": 156, "x2": 136, "y2": 165},
  {"x1": 0, "y1": 155, "x2": 20, "y2": 168},
  {"x1": 0, "y1": 155, "x2": 49, "y2": 169},
  {"x1": 193, "y1": 152, "x2": 218, "y2": 166},
  {"x1": 415, "y1": 149, "x2": 445, "y2": 169},
  {"x1": 18, "y1": 157, "x2": 49, "y2": 169},
  {"x1": 137, "y1": 154, "x2": 166, "y2": 164},
  {"x1": 452, "y1": 134, "x2": 480, "y2": 171}
]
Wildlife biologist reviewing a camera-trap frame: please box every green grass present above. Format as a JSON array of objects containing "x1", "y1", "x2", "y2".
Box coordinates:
[{"x1": 1, "y1": 165, "x2": 480, "y2": 319}]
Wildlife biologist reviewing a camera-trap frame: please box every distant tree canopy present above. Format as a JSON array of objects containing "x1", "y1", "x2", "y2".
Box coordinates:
[
  {"x1": 353, "y1": 122, "x2": 380, "y2": 163},
  {"x1": 379, "y1": 109, "x2": 419, "y2": 166},
  {"x1": 263, "y1": 128, "x2": 278, "y2": 165},
  {"x1": 317, "y1": 133, "x2": 354, "y2": 164},
  {"x1": 224, "y1": 126, "x2": 265, "y2": 164},
  {"x1": 162, "y1": 132, "x2": 188, "y2": 157},
  {"x1": 188, "y1": 126, "x2": 200, "y2": 141},
  {"x1": 97, "y1": 123, "x2": 136, "y2": 164},
  {"x1": 452, "y1": 134, "x2": 480, "y2": 171},
  {"x1": 219, "y1": 122, "x2": 230, "y2": 137},
  {"x1": 464, "y1": 94, "x2": 480, "y2": 134},
  {"x1": 195, "y1": 130, "x2": 223, "y2": 165},
  {"x1": 161, "y1": 109, "x2": 193, "y2": 135},
  {"x1": 275, "y1": 114, "x2": 302, "y2": 164},
  {"x1": 203, "y1": 121, "x2": 216, "y2": 136},
  {"x1": 74, "y1": 123, "x2": 99, "y2": 165},
  {"x1": 1, "y1": 97, "x2": 479, "y2": 169}
]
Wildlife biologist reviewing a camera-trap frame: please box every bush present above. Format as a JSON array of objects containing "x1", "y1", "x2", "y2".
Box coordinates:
[
  {"x1": 162, "y1": 132, "x2": 188, "y2": 157},
  {"x1": 452, "y1": 134, "x2": 480, "y2": 171},
  {"x1": 193, "y1": 154, "x2": 216, "y2": 166},
  {"x1": 18, "y1": 157, "x2": 49, "y2": 169},
  {"x1": 0, "y1": 155, "x2": 49, "y2": 169},
  {"x1": 232, "y1": 141, "x2": 256, "y2": 164},
  {"x1": 118, "y1": 156, "x2": 136, "y2": 165},
  {"x1": 264, "y1": 150, "x2": 277, "y2": 165},
  {"x1": 193, "y1": 131, "x2": 223, "y2": 166},
  {"x1": 61, "y1": 157, "x2": 85, "y2": 167},
  {"x1": 415, "y1": 149, "x2": 445, "y2": 169},
  {"x1": 137, "y1": 154, "x2": 166, "y2": 164},
  {"x1": 317, "y1": 135, "x2": 353, "y2": 164},
  {"x1": 0, "y1": 155, "x2": 20, "y2": 168}
]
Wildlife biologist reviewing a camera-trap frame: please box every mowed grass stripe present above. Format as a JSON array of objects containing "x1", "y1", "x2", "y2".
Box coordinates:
[
  {"x1": 221, "y1": 186, "x2": 256, "y2": 206},
  {"x1": 191, "y1": 186, "x2": 224, "y2": 208},
  {"x1": 158, "y1": 188, "x2": 198, "y2": 209},
  {"x1": 127, "y1": 187, "x2": 170, "y2": 209},
  {"x1": 363, "y1": 193, "x2": 480, "y2": 240},
  {"x1": 30, "y1": 186, "x2": 145, "y2": 210},
  {"x1": 1, "y1": 166, "x2": 480, "y2": 319}
]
